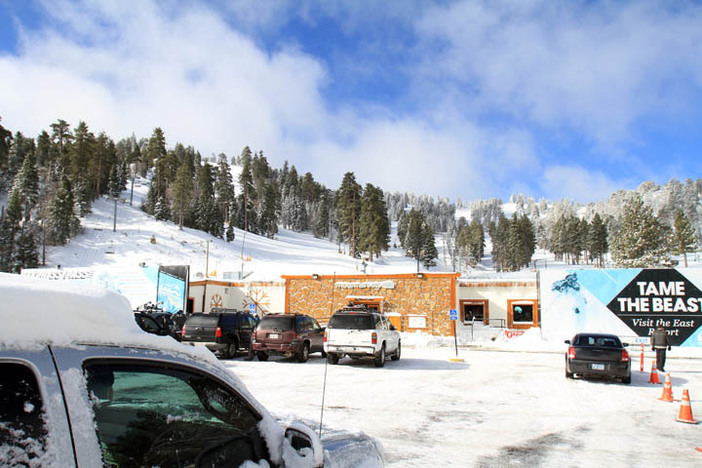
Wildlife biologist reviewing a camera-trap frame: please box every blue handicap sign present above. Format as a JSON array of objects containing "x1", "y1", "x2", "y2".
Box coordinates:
[
  {"x1": 249, "y1": 303, "x2": 256, "y2": 313},
  {"x1": 449, "y1": 309, "x2": 458, "y2": 320}
]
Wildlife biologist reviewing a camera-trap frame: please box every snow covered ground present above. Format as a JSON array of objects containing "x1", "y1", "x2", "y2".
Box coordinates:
[{"x1": 226, "y1": 343, "x2": 702, "y2": 467}]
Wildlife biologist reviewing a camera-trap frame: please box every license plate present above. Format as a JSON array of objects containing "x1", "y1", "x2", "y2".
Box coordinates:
[
  {"x1": 591, "y1": 363, "x2": 605, "y2": 371},
  {"x1": 269, "y1": 333, "x2": 279, "y2": 339}
]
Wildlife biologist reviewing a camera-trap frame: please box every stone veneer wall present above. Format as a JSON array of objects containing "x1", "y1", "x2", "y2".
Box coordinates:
[{"x1": 284, "y1": 274, "x2": 458, "y2": 336}]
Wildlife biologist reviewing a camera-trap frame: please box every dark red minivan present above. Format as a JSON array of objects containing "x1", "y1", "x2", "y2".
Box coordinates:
[{"x1": 251, "y1": 314, "x2": 326, "y2": 362}]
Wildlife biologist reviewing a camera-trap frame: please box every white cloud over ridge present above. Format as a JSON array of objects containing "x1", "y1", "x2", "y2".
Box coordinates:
[{"x1": 0, "y1": 0, "x2": 699, "y2": 203}]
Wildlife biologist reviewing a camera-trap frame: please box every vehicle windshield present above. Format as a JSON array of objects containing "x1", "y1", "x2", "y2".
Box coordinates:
[
  {"x1": 576, "y1": 335, "x2": 621, "y2": 347},
  {"x1": 257, "y1": 316, "x2": 293, "y2": 330},
  {"x1": 328, "y1": 314, "x2": 373, "y2": 330}
]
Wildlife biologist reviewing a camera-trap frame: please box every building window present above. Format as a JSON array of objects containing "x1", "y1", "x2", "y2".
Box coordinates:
[
  {"x1": 507, "y1": 299, "x2": 539, "y2": 329},
  {"x1": 460, "y1": 300, "x2": 489, "y2": 325}
]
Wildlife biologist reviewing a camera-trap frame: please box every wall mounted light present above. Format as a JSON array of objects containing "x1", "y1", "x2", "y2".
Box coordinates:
[
  {"x1": 417, "y1": 273, "x2": 424, "y2": 279},
  {"x1": 312, "y1": 274, "x2": 320, "y2": 280}
]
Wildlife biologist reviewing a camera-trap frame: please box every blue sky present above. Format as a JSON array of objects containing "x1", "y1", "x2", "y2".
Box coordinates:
[{"x1": 1, "y1": 0, "x2": 701, "y2": 203}]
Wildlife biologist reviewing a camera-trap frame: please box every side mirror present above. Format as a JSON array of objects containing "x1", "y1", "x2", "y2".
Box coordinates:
[
  {"x1": 622, "y1": 343, "x2": 629, "y2": 347},
  {"x1": 564, "y1": 340, "x2": 571, "y2": 344},
  {"x1": 390, "y1": 325, "x2": 396, "y2": 331},
  {"x1": 284, "y1": 422, "x2": 323, "y2": 467}
]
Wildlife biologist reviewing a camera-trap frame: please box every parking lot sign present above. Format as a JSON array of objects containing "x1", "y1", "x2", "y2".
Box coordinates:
[{"x1": 449, "y1": 309, "x2": 458, "y2": 321}]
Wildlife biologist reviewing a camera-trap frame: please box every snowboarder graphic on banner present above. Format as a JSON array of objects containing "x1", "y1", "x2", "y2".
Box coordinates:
[{"x1": 651, "y1": 326, "x2": 671, "y2": 372}]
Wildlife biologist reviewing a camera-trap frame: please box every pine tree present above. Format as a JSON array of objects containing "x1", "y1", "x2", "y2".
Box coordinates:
[
  {"x1": 225, "y1": 224, "x2": 235, "y2": 242},
  {"x1": 236, "y1": 156, "x2": 257, "y2": 233},
  {"x1": 671, "y1": 209, "x2": 697, "y2": 267},
  {"x1": 358, "y1": 184, "x2": 390, "y2": 261},
  {"x1": 336, "y1": 172, "x2": 362, "y2": 257},
  {"x1": 0, "y1": 119, "x2": 12, "y2": 182},
  {"x1": 173, "y1": 162, "x2": 194, "y2": 229},
  {"x1": 50, "y1": 119, "x2": 73, "y2": 171},
  {"x1": 420, "y1": 222, "x2": 438, "y2": 268},
  {"x1": 14, "y1": 221, "x2": 40, "y2": 272},
  {"x1": 0, "y1": 190, "x2": 23, "y2": 271},
  {"x1": 12, "y1": 150, "x2": 39, "y2": 221},
  {"x1": 588, "y1": 213, "x2": 608, "y2": 267},
  {"x1": 611, "y1": 196, "x2": 669, "y2": 267},
  {"x1": 259, "y1": 181, "x2": 280, "y2": 238},
  {"x1": 47, "y1": 176, "x2": 79, "y2": 245},
  {"x1": 214, "y1": 157, "x2": 235, "y2": 223}
]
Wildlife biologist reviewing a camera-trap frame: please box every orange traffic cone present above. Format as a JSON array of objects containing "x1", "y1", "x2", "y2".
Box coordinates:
[
  {"x1": 649, "y1": 360, "x2": 660, "y2": 384},
  {"x1": 676, "y1": 389, "x2": 698, "y2": 424},
  {"x1": 658, "y1": 373, "x2": 674, "y2": 402}
]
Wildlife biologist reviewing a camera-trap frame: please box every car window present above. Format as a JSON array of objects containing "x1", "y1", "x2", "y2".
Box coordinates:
[
  {"x1": 0, "y1": 363, "x2": 48, "y2": 464},
  {"x1": 185, "y1": 314, "x2": 219, "y2": 327},
  {"x1": 243, "y1": 316, "x2": 256, "y2": 328},
  {"x1": 328, "y1": 314, "x2": 373, "y2": 330},
  {"x1": 295, "y1": 316, "x2": 306, "y2": 332},
  {"x1": 84, "y1": 362, "x2": 264, "y2": 467},
  {"x1": 220, "y1": 314, "x2": 238, "y2": 327},
  {"x1": 311, "y1": 319, "x2": 321, "y2": 331},
  {"x1": 258, "y1": 316, "x2": 293, "y2": 330}
]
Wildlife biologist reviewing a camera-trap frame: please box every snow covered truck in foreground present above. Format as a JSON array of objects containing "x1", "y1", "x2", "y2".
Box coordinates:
[{"x1": 0, "y1": 273, "x2": 385, "y2": 467}]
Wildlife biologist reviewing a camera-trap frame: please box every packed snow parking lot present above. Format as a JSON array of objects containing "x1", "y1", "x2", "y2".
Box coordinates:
[{"x1": 226, "y1": 345, "x2": 702, "y2": 467}]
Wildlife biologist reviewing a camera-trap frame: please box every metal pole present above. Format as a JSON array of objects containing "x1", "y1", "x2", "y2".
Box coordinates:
[
  {"x1": 453, "y1": 320, "x2": 458, "y2": 357},
  {"x1": 113, "y1": 198, "x2": 117, "y2": 232}
]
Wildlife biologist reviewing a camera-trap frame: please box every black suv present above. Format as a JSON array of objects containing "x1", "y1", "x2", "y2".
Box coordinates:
[
  {"x1": 251, "y1": 314, "x2": 325, "y2": 362},
  {"x1": 181, "y1": 310, "x2": 257, "y2": 359}
]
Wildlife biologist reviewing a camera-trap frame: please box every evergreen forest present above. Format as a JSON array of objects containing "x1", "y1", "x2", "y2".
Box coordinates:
[{"x1": 1, "y1": 117, "x2": 700, "y2": 274}]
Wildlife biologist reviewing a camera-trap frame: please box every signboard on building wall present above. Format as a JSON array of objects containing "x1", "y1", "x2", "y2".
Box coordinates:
[{"x1": 541, "y1": 269, "x2": 702, "y2": 347}]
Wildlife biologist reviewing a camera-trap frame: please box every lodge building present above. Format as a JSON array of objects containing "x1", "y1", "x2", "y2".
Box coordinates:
[{"x1": 188, "y1": 272, "x2": 540, "y2": 337}]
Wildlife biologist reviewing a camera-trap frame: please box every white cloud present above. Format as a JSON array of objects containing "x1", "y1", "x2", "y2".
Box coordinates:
[
  {"x1": 539, "y1": 165, "x2": 624, "y2": 202},
  {"x1": 1, "y1": 0, "x2": 329, "y2": 159},
  {"x1": 415, "y1": 0, "x2": 702, "y2": 144}
]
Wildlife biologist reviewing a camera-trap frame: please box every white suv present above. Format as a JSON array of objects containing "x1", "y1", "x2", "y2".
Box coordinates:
[{"x1": 324, "y1": 308, "x2": 401, "y2": 367}]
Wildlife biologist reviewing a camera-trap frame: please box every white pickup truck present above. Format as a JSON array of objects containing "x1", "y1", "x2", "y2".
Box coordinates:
[{"x1": 323, "y1": 308, "x2": 401, "y2": 367}]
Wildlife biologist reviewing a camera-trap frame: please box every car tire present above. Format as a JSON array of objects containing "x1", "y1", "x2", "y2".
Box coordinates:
[
  {"x1": 391, "y1": 341, "x2": 401, "y2": 361},
  {"x1": 224, "y1": 342, "x2": 237, "y2": 359},
  {"x1": 321, "y1": 350, "x2": 327, "y2": 358},
  {"x1": 622, "y1": 375, "x2": 631, "y2": 384},
  {"x1": 374, "y1": 345, "x2": 386, "y2": 368},
  {"x1": 257, "y1": 351, "x2": 269, "y2": 361},
  {"x1": 298, "y1": 343, "x2": 310, "y2": 363},
  {"x1": 565, "y1": 368, "x2": 574, "y2": 379},
  {"x1": 327, "y1": 353, "x2": 339, "y2": 365},
  {"x1": 244, "y1": 347, "x2": 254, "y2": 361}
]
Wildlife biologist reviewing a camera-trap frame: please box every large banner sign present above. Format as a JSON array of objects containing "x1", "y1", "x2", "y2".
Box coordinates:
[
  {"x1": 22, "y1": 265, "x2": 189, "y2": 314},
  {"x1": 541, "y1": 269, "x2": 702, "y2": 347},
  {"x1": 157, "y1": 265, "x2": 190, "y2": 313}
]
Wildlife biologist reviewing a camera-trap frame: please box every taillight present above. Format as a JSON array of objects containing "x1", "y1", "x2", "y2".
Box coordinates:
[
  {"x1": 568, "y1": 346, "x2": 576, "y2": 359},
  {"x1": 215, "y1": 327, "x2": 222, "y2": 338},
  {"x1": 181, "y1": 326, "x2": 185, "y2": 336},
  {"x1": 324, "y1": 330, "x2": 327, "y2": 342},
  {"x1": 372, "y1": 332, "x2": 378, "y2": 344},
  {"x1": 621, "y1": 349, "x2": 630, "y2": 362}
]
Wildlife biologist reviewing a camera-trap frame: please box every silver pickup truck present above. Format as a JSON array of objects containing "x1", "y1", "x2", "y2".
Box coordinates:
[
  {"x1": 323, "y1": 308, "x2": 401, "y2": 367},
  {"x1": 0, "y1": 273, "x2": 385, "y2": 467}
]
